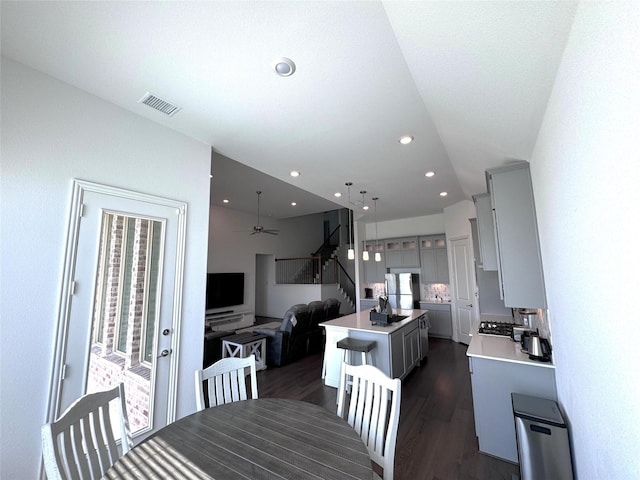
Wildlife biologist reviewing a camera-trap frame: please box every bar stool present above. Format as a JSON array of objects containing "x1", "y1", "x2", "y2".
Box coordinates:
[
  {"x1": 337, "y1": 338, "x2": 377, "y2": 394},
  {"x1": 337, "y1": 338, "x2": 377, "y2": 366}
]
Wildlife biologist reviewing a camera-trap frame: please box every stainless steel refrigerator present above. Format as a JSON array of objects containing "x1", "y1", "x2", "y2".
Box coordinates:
[{"x1": 385, "y1": 273, "x2": 420, "y2": 309}]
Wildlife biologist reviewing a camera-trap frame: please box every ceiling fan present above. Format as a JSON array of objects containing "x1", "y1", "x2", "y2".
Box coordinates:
[{"x1": 251, "y1": 191, "x2": 279, "y2": 235}]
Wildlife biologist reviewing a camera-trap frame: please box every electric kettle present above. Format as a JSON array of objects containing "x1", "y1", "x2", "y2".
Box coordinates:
[{"x1": 528, "y1": 334, "x2": 552, "y2": 362}]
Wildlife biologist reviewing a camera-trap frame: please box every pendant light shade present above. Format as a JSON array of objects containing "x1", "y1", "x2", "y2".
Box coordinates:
[
  {"x1": 346, "y1": 182, "x2": 354, "y2": 260},
  {"x1": 373, "y1": 197, "x2": 382, "y2": 262},
  {"x1": 361, "y1": 190, "x2": 369, "y2": 262}
]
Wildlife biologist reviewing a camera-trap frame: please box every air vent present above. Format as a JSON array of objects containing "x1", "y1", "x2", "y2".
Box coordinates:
[{"x1": 138, "y1": 92, "x2": 181, "y2": 117}]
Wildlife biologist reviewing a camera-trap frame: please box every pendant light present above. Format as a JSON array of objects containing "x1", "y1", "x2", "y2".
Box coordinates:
[
  {"x1": 346, "y1": 182, "x2": 355, "y2": 260},
  {"x1": 361, "y1": 190, "x2": 369, "y2": 261},
  {"x1": 373, "y1": 197, "x2": 382, "y2": 262}
]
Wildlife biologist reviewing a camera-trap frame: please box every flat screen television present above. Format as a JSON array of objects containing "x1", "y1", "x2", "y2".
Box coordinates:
[{"x1": 206, "y1": 272, "x2": 244, "y2": 310}]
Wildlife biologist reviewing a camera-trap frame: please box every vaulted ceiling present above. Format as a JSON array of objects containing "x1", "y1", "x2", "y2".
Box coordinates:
[{"x1": 1, "y1": 1, "x2": 578, "y2": 222}]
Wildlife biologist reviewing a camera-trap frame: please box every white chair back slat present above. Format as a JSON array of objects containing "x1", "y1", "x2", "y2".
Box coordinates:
[
  {"x1": 41, "y1": 383, "x2": 132, "y2": 480},
  {"x1": 236, "y1": 369, "x2": 248, "y2": 401},
  {"x1": 337, "y1": 363, "x2": 401, "y2": 480},
  {"x1": 195, "y1": 355, "x2": 258, "y2": 410},
  {"x1": 73, "y1": 417, "x2": 95, "y2": 478}
]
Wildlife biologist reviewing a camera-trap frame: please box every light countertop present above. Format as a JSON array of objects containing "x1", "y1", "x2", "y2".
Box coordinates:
[
  {"x1": 467, "y1": 333, "x2": 555, "y2": 369},
  {"x1": 320, "y1": 309, "x2": 426, "y2": 335}
]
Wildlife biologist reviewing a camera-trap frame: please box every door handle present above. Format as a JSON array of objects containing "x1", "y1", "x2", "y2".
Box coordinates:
[
  {"x1": 157, "y1": 349, "x2": 172, "y2": 358},
  {"x1": 466, "y1": 304, "x2": 473, "y2": 307}
]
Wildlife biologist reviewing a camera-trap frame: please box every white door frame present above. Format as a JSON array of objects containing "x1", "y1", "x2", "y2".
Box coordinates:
[
  {"x1": 448, "y1": 234, "x2": 479, "y2": 344},
  {"x1": 45, "y1": 179, "x2": 187, "y2": 429}
]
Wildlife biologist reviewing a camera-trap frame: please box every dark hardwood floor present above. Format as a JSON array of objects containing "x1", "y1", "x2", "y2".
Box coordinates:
[{"x1": 257, "y1": 337, "x2": 520, "y2": 480}]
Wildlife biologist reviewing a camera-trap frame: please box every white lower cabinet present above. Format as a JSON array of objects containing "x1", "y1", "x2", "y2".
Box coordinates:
[
  {"x1": 390, "y1": 330, "x2": 405, "y2": 379},
  {"x1": 468, "y1": 355, "x2": 557, "y2": 463},
  {"x1": 403, "y1": 325, "x2": 420, "y2": 373},
  {"x1": 419, "y1": 302, "x2": 452, "y2": 339},
  {"x1": 390, "y1": 322, "x2": 420, "y2": 379}
]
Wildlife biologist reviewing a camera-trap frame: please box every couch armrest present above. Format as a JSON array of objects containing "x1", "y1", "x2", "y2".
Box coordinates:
[
  {"x1": 253, "y1": 327, "x2": 280, "y2": 338},
  {"x1": 254, "y1": 328, "x2": 289, "y2": 367}
]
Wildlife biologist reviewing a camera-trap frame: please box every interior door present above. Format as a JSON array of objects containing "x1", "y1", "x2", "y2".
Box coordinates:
[
  {"x1": 47, "y1": 180, "x2": 187, "y2": 441},
  {"x1": 450, "y1": 236, "x2": 477, "y2": 345}
]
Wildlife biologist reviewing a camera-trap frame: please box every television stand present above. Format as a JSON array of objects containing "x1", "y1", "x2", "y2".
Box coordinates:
[{"x1": 205, "y1": 310, "x2": 254, "y2": 332}]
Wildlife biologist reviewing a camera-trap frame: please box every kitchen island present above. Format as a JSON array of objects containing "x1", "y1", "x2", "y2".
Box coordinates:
[
  {"x1": 467, "y1": 332, "x2": 557, "y2": 463},
  {"x1": 320, "y1": 309, "x2": 427, "y2": 388}
]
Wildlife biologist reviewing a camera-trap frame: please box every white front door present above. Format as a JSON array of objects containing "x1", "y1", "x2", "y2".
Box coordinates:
[
  {"x1": 450, "y1": 236, "x2": 477, "y2": 345},
  {"x1": 47, "y1": 180, "x2": 187, "y2": 441}
]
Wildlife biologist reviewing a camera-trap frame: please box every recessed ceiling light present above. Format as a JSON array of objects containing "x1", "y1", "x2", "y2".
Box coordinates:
[
  {"x1": 363, "y1": 205, "x2": 369, "y2": 210},
  {"x1": 399, "y1": 135, "x2": 414, "y2": 145},
  {"x1": 334, "y1": 192, "x2": 342, "y2": 198},
  {"x1": 273, "y1": 57, "x2": 296, "y2": 77},
  {"x1": 291, "y1": 202, "x2": 297, "y2": 206},
  {"x1": 223, "y1": 199, "x2": 229, "y2": 203},
  {"x1": 425, "y1": 171, "x2": 435, "y2": 178},
  {"x1": 290, "y1": 170, "x2": 300, "y2": 177},
  {"x1": 439, "y1": 192, "x2": 448, "y2": 197}
]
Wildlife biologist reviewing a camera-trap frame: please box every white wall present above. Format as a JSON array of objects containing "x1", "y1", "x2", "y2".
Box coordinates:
[
  {"x1": 208, "y1": 205, "x2": 326, "y2": 318},
  {"x1": 365, "y1": 212, "x2": 445, "y2": 239},
  {"x1": 443, "y1": 200, "x2": 475, "y2": 240},
  {"x1": 530, "y1": 2, "x2": 640, "y2": 478},
  {"x1": 0, "y1": 58, "x2": 212, "y2": 479}
]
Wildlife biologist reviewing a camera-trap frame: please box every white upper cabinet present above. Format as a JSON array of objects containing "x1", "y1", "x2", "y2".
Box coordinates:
[
  {"x1": 384, "y1": 237, "x2": 419, "y2": 268},
  {"x1": 362, "y1": 240, "x2": 385, "y2": 283},
  {"x1": 419, "y1": 235, "x2": 449, "y2": 284},
  {"x1": 486, "y1": 163, "x2": 547, "y2": 309},
  {"x1": 472, "y1": 194, "x2": 498, "y2": 271}
]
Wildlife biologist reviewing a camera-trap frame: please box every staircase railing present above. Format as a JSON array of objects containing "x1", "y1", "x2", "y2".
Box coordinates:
[
  {"x1": 274, "y1": 222, "x2": 356, "y2": 308},
  {"x1": 313, "y1": 224, "x2": 341, "y2": 259},
  {"x1": 334, "y1": 258, "x2": 355, "y2": 305},
  {"x1": 275, "y1": 256, "x2": 338, "y2": 284}
]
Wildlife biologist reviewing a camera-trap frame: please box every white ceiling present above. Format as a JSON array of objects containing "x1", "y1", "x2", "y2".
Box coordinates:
[{"x1": 1, "y1": 1, "x2": 578, "y2": 222}]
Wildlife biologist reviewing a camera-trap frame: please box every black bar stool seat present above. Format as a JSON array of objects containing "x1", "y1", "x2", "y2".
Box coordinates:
[{"x1": 337, "y1": 338, "x2": 377, "y2": 366}]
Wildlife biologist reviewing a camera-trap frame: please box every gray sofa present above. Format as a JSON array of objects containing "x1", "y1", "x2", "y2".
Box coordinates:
[{"x1": 254, "y1": 298, "x2": 341, "y2": 367}]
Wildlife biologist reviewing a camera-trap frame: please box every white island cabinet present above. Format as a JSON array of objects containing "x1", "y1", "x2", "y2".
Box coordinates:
[
  {"x1": 467, "y1": 334, "x2": 557, "y2": 463},
  {"x1": 320, "y1": 309, "x2": 426, "y2": 387}
]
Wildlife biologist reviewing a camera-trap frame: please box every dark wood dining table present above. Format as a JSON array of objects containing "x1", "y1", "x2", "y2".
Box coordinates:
[{"x1": 103, "y1": 398, "x2": 372, "y2": 479}]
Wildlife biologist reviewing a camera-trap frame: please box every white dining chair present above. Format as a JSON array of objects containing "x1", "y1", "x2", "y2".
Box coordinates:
[
  {"x1": 337, "y1": 363, "x2": 401, "y2": 480},
  {"x1": 41, "y1": 383, "x2": 132, "y2": 480},
  {"x1": 195, "y1": 354, "x2": 258, "y2": 410}
]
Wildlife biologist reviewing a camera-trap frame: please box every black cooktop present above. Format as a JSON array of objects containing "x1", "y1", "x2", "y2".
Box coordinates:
[{"x1": 478, "y1": 321, "x2": 514, "y2": 337}]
